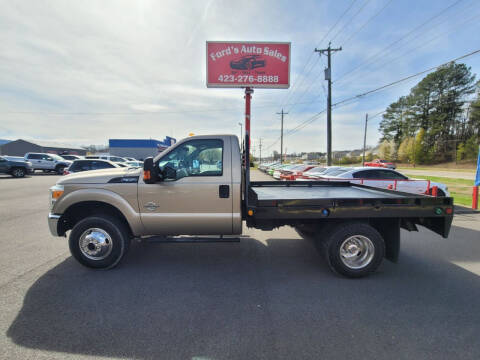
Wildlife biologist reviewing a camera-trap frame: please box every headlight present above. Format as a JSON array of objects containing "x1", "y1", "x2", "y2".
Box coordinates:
[{"x1": 49, "y1": 184, "x2": 64, "y2": 210}]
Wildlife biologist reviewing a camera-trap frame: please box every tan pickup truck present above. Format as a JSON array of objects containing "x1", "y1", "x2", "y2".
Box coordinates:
[{"x1": 48, "y1": 134, "x2": 454, "y2": 278}]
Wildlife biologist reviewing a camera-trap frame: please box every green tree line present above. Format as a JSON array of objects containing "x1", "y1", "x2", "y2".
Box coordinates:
[{"x1": 378, "y1": 62, "x2": 479, "y2": 164}]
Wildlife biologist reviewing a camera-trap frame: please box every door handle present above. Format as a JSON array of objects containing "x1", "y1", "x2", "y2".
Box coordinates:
[{"x1": 219, "y1": 185, "x2": 230, "y2": 198}]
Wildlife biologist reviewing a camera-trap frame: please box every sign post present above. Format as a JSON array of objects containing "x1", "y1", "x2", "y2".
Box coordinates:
[
  {"x1": 206, "y1": 41, "x2": 290, "y2": 201},
  {"x1": 473, "y1": 145, "x2": 480, "y2": 210},
  {"x1": 206, "y1": 40, "x2": 290, "y2": 159}
]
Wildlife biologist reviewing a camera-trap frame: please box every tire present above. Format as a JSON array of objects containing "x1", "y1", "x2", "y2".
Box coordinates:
[
  {"x1": 320, "y1": 222, "x2": 385, "y2": 278},
  {"x1": 55, "y1": 165, "x2": 66, "y2": 175},
  {"x1": 69, "y1": 215, "x2": 130, "y2": 269},
  {"x1": 11, "y1": 167, "x2": 26, "y2": 178}
]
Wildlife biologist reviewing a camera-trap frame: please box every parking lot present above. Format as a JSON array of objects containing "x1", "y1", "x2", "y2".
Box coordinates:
[{"x1": 1, "y1": 171, "x2": 480, "y2": 359}]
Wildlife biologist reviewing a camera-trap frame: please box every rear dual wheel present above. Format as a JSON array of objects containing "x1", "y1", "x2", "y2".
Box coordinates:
[{"x1": 317, "y1": 222, "x2": 385, "y2": 278}]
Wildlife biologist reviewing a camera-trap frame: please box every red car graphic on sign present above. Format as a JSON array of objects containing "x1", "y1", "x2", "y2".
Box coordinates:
[{"x1": 230, "y1": 55, "x2": 266, "y2": 70}]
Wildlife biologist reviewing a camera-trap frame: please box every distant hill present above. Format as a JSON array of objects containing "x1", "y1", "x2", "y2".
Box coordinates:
[{"x1": 0, "y1": 139, "x2": 11, "y2": 146}]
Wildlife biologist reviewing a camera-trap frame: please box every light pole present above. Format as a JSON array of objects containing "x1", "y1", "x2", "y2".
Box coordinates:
[{"x1": 238, "y1": 122, "x2": 243, "y2": 146}]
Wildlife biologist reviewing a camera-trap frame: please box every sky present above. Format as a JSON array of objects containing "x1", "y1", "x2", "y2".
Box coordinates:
[{"x1": 1, "y1": 0, "x2": 479, "y2": 156}]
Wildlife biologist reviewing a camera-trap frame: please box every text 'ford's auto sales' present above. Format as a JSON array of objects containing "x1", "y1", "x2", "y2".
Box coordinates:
[{"x1": 206, "y1": 42, "x2": 290, "y2": 88}]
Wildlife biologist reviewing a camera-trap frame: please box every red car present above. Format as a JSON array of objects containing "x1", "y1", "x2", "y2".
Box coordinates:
[
  {"x1": 364, "y1": 159, "x2": 396, "y2": 170},
  {"x1": 279, "y1": 165, "x2": 315, "y2": 181}
]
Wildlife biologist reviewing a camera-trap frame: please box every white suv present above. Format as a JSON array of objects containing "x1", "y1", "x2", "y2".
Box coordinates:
[{"x1": 25, "y1": 153, "x2": 72, "y2": 174}]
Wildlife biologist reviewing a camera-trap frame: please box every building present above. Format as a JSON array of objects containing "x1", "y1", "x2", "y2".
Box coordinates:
[
  {"x1": 0, "y1": 139, "x2": 86, "y2": 156},
  {"x1": 109, "y1": 137, "x2": 176, "y2": 160}
]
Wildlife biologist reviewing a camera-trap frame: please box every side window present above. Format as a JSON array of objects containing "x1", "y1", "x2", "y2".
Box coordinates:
[
  {"x1": 28, "y1": 154, "x2": 41, "y2": 160},
  {"x1": 42, "y1": 154, "x2": 53, "y2": 161},
  {"x1": 158, "y1": 139, "x2": 223, "y2": 179},
  {"x1": 352, "y1": 170, "x2": 370, "y2": 179},
  {"x1": 92, "y1": 161, "x2": 113, "y2": 169},
  {"x1": 77, "y1": 161, "x2": 91, "y2": 171},
  {"x1": 378, "y1": 170, "x2": 407, "y2": 180}
]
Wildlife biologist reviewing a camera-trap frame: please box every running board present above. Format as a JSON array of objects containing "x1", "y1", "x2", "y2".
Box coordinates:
[{"x1": 143, "y1": 235, "x2": 244, "y2": 243}]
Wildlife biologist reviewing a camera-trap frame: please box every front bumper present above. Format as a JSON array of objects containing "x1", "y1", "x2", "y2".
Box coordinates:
[{"x1": 48, "y1": 213, "x2": 61, "y2": 236}]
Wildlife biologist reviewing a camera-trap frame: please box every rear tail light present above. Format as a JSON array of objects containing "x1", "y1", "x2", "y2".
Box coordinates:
[{"x1": 63, "y1": 169, "x2": 70, "y2": 175}]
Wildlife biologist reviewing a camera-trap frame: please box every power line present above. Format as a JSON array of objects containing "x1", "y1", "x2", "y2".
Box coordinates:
[
  {"x1": 339, "y1": 0, "x2": 394, "y2": 47},
  {"x1": 330, "y1": 0, "x2": 372, "y2": 43},
  {"x1": 332, "y1": 48, "x2": 480, "y2": 108},
  {"x1": 277, "y1": 0, "x2": 357, "y2": 110},
  {"x1": 334, "y1": 0, "x2": 466, "y2": 84},
  {"x1": 264, "y1": 48, "x2": 480, "y2": 150},
  {"x1": 335, "y1": 7, "x2": 480, "y2": 86}
]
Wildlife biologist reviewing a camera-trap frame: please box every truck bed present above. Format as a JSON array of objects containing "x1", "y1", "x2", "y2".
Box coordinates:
[{"x1": 246, "y1": 181, "x2": 454, "y2": 238}]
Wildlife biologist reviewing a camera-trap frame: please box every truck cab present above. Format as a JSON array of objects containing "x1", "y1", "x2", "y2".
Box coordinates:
[{"x1": 137, "y1": 135, "x2": 242, "y2": 235}]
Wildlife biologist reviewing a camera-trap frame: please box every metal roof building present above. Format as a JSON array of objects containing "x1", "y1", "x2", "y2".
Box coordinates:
[
  {"x1": 109, "y1": 137, "x2": 176, "y2": 160},
  {"x1": 0, "y1": 139, "x2": 86, "y2": 156}
]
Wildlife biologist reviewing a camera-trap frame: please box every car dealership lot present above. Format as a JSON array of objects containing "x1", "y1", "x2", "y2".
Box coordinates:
[{"x1": 1, "y1": 172, "x2": 480, "y2": 360}]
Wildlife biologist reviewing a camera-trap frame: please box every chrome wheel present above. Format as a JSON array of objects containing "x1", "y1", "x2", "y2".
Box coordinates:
[
  {"x1": 79, "y1": 228, "x2": 113, "y2": 260},
  {"x1": 339, "y1": 235, "x2": 375, "y2": 269}
]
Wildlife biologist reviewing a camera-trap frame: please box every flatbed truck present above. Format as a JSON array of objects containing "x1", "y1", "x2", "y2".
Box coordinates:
[{"x1": 48, "y1": 135, "x2": 453, "y2": 277}]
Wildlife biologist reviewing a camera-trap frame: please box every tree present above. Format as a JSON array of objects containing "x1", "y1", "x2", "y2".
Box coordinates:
[
  {"x1": 464, "y1": 135, "x2": 479, "y2": 160},
  {"x1": 378, "y1": 140, "x2": 395, "y2": 160},
  {"x1": 378, "y1": 62, "x2": 476, "y2": 163},
  {"x1": 397, "y1": 137, "x2": 415, "y2": 163}
]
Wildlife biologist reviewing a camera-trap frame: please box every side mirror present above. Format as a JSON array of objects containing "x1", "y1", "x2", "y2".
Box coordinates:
[
  {"x1": 163, "y1": 165, "x2": 177, "y2": 180},
  {"x1": 143, "y1": 157, "x2": 159, "y2": 184}
]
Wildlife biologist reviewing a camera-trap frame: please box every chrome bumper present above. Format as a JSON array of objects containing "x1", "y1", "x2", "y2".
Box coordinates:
[{"x1": 48, "y1": 213, "x2": 61, "y2": 236}]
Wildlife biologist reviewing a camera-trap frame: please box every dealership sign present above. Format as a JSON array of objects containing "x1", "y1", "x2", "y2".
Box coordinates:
[{"x1": 206, "y1": 41, "x2": 290, "y2": 88}]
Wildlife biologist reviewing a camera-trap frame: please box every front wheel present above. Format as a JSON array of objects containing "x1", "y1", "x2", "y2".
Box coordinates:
[
  {"x1": 69, "y1": 216, "x2": 130, "y2": 269},
  {"x1": 320, "y1": 222, "x2": 385, "y2": 278},
  {"x1": 55, "y1": 165, "x2": 66, "y2": 175},
  {"x1": 11, "y1": 167, "x2": 26, "y2": 178}
]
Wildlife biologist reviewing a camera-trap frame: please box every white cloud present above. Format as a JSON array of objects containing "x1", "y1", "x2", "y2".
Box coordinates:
[{"x1": 1, "y1": 0, "x2": 479, "y2": 152}]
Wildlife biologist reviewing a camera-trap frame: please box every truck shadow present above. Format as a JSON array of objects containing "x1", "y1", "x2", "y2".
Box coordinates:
[{"x1": 7, "y1": 225, "x2": 480, "y2": 360}]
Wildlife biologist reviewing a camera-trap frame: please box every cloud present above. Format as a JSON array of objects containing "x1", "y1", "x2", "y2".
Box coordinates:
[{"x1": 0, "y1": 0, "x2": 479, "y2": 152}]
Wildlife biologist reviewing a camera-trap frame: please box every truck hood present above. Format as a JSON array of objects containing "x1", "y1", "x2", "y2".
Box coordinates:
[{"x1": 57, "y1": 167, "x2": 142, "y2": 185}]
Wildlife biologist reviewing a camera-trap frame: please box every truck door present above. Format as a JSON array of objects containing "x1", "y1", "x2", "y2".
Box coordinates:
[{"x1": 138, "y1": 136, "x2": 233, "y2": 235}]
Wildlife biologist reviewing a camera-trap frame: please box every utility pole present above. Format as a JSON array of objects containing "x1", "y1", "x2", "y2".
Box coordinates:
[
  {"x1": 276, "y1": 109, "x2": 288, "y2": 163},
  {"x1": 315, "y1": 43, "x2": 342, "y2": 166},
  {"x1": 259, "y1": 138, "x2": 262, "y2": 164},
  {"x1": 362, "y1": 113, "x2": 368, "y2": 166}
]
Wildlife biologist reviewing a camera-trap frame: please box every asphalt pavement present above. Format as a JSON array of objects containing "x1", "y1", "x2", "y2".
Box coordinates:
[{"x1": 1, "y1": 171, "x2": 480, "y2": 360}]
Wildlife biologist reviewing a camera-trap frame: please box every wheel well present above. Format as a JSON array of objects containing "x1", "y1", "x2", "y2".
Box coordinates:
[{"x1": 59, "y1": 201, "x2": 133, "y2": 237}]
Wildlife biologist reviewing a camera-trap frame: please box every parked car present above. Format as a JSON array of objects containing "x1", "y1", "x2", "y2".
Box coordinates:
[
  {"x1": 296, "y1": 166, "x2": 329, "y2": 180},
  {"x1": 64, "y1": 159, "x2": 120, "y2": 175},
  {"x1": 230, "y1": 55, "x2": 266, "y2": 70},
  {"x1": 273, "y1": 164, "x2": 297, "y2": 179},
  {"x1": 99, "y1": 155, "x2": 127, "y2": 163},
  {"x1": 126, "y1": 160, "x2": 143, "y2": 168},
  {"x1": 364, "y1": 159, "x2": 396, "y2": 169},
  {"x1": 60, "y1": 154, "x2": 84, "y2": 161},
  {"x1": 0, "y1": 156, "x2": 33, "y2": 177},
  {"x1": 316, "y1": 167, "x2": 354, "y2": 178},
  {"x1": 279, "y1": 165, "x2": 315, "y2": 181},
  {"x1": 24, "y1": 153, "x2": 72, "y2": 174},
  {"x1": 328, "y1": 167, "x2": 449, "y2": 196},
  {"x1": 267, "y1": 163, "x2": 286, "y2": 176}
]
